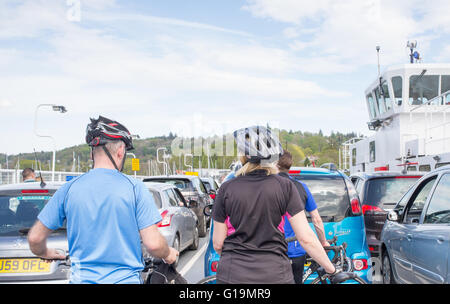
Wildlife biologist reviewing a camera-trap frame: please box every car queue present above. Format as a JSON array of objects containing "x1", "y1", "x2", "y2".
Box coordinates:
[
  {"x1": 0, "y1": 163, "x2": 448, "y2": 284},
  {"x1": 0, "y1": 174, "x2": 217, "y2": 283}
]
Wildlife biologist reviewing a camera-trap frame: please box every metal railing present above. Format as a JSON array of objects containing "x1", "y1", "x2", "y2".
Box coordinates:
[
  {"x1": 339, "y1": 137, "x2": 364, "y2": 172},
  {"x1": 408, "y1": 89, "x2": 450, "y2": 155}
]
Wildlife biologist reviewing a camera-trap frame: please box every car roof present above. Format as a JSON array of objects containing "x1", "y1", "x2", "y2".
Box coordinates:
[
  {"x1": 350, "y1": 171, "x2": 427, "y2": 180},
  {"x1": 143, "y1": 175, "x2": 198, "y2": 181},
  {"x1": 143, "y1": 181, "x2": 178, "y2": 191},
  {"x1": 289, "y1": 166, "x2": 343, "y2": 176},
  {"x1": 0, "y1": 182, "x2": 65, "y2": 192}
]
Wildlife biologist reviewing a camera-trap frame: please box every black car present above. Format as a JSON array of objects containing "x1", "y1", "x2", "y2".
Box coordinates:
[
  {"x1": 350, "y1": 171, "x2": 424, "y2": 257},
  {"x1": 143, "y1": 175, "x2": 213, "y2": 237},
  {"x1": 200, "y1": 177, "x2": 220, "y2": 201}
]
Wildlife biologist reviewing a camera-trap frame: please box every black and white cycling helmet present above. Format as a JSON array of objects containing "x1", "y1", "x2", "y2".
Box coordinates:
[
  {"x1": 86, "y1": 116, "x2": 134, "y2": 171},
  {"x1": 86, "y1": 116, "x2": 134, "y2": 151},
  {"x1": 233, "y1": 126, "x2": 283, "y2": 163}
]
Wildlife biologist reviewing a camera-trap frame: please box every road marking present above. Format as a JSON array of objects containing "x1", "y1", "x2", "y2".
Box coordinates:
[{"x1": 179, "y1": 241, "x2": 208, "y2": 277}]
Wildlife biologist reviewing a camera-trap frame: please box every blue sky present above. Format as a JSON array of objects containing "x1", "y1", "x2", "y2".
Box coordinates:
[{"x1": 1, "y1": 0, "x2": 450, "y2": 154}]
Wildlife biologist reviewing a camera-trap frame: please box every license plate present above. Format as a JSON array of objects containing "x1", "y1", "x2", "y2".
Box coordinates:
[{"x1": 0, "y1": 258, "x2": 51, "y2": 274}]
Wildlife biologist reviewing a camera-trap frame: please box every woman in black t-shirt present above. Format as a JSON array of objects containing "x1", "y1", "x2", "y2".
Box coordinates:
[{"x1": 212, "y1": 126, "x2": 336, "y2": 284}]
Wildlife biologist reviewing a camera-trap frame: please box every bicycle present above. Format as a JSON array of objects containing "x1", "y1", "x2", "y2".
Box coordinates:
[
  {"x1": 285, "y1": 236, "x2": 367, "y2": 284},
  {"x1": 197, "y1": 236, "x2": 367, "y2": 284},
  {"x1": 143, "y1": 257, "x2": 188, "y2": 284}
]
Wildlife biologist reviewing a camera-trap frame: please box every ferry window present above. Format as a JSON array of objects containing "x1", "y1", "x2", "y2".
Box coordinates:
[
  {"x1": 409, "y1": 75, "x2": 439, "y2": 105},
  {"x1": 382, "y1": 81, "x2": 393, "y2": 111},
  {"x1": 419, "y1": 165, "x2": 431, "y2": 172},
  {"x1": 435, "y1": 162, "x2": 450, "y2": 169},
  {"x1": 367, "y1": 94, "x2": 377, "y2": 119},
  {"x1": 374, "y1": 88, "x2": 386, "y2": 115},
  {"x1": 441, "y1": 75, "x2": 450, "y2": 94},
  {"x1": 441, "y1": 76, "x2": 450, "y2": 105},
  {"x1": 352, "y1": 148, "x2": 356, "y2": 166},
  {"x1": 369, "y1": 141, "x2": 376, "y2": 163},
  {"x1": 392, "y1": 76, "x2": 403, "y2": 105},
  {"x1": 407, "y1": 166, "x2": 417, "y2": 172}
]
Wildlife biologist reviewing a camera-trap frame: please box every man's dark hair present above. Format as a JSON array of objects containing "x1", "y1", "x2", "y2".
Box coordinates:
[
  {"x1": 22, "y1": 168, "x2": 35, "y2": 180},
  {"x1": 277, "y1": 151, "x2": 293, "y2": 171}
]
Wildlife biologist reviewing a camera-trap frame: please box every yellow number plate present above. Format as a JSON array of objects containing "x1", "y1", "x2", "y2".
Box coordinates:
[{"x1": 0, "y1": 258, "x2": 51, "y2": 274}]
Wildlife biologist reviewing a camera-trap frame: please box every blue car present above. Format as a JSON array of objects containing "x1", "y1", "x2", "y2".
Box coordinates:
[
  {"x1": 204, "y1": 167, "x2": 372, "y2": 284},
  {"x1": 380, "y1": 165, "x2": 450, "y2": 284}
]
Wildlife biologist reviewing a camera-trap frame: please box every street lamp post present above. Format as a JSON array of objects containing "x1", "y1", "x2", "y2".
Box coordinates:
[{"x1": 34, "y1": 104, "x2": 67, "y2": 182}]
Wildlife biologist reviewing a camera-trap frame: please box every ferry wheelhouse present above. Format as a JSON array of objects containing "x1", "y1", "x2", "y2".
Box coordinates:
[{"x1": 342, "y1": 46, "x2": 450, "y2": 174}]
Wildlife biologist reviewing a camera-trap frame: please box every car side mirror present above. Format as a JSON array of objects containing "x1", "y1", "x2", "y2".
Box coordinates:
[{"x1": 387, "y1": 210, "x2": 399, "y2": 222}]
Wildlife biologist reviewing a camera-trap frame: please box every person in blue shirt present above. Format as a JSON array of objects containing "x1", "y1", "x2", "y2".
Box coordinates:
[
  {"x1": 27, "y1": 116, "x2": 178, "y2": 284},
  {"x1": 277, "y1": 151, "x2": 330, "y2": 284}
]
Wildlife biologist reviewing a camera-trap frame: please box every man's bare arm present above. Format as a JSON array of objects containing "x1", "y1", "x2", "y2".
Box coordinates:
[
  {"x1": 28, "y1": 220, "x2": 66, "y2": 261},
  {"x1": 140, "y1": 224, "x2": 178, "y2": 264}
]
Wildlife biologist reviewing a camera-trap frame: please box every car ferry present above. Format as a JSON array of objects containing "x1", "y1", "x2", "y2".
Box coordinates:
[{"x1": 341, "y1": 42, "x2": 450, "y2": 174}]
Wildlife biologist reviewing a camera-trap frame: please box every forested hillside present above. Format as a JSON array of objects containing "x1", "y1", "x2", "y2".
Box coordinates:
[{"x1": 0, "y1": 130, "x2": 361, "y2": 175}]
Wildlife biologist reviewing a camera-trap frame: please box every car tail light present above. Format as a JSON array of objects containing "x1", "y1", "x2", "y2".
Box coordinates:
[
  {"x1": 374, "y1": 166, "x2": 388, "y2": 172},
  {"x1": 362, "y1": 205, "x2": 384, "y2": 215},
  {"x1": 157, "y1": 210, "x2": 172, "y2": 227},
  {"x1": 289, "y1": 170, "x2": 301, "y2": 175},
  {"x1": 211, "y1": 261, "x2": 218, "y2": 272},
  {"x1": 353, "y1": 259, "x2": 368, "y2": 271},
  {"x1": 351, "y1": 198, "x2": 362, "y2": 215},
  {"x1": 21, "y1": 189, "x2": 49, "y2": 194}
]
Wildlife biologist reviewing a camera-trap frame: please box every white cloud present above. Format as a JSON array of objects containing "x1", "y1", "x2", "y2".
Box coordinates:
[
  {"x1": 0, "y1": 0, "x2": 357, "y2": 154},
  {"x1": 0, "y1": 99, "x2": 12, "y2": 108},
  {"x1": 244, "y1": 0, "x2": 450, "y2": 68}
]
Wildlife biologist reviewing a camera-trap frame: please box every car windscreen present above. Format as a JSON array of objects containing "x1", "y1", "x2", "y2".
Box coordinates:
[
  {"x1": 145, "y1": 179, "x2": 194, "y2": 192},
  {"x1": 148, "y1": 190, "x2": 162, "y2": 209},
  {"x1": 365, "y1": 176, "x2": 420, "y2": 209},
  {"x1": 0, "y1": 194, "x2": 52, "y2": 236},
  {"x1": 292, "y1": 175, "x2": 350, "y2": 222}
]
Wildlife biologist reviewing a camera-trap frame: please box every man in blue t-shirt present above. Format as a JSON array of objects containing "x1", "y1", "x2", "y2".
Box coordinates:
[
  {"x1": 277, "y1": 151, "x2": 330, "y2": 284},
  {"x1": 27, "y1": 116, "x2": 178, "y2": 283}
]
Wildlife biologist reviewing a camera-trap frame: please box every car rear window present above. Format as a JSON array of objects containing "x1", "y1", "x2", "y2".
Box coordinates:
[
  {"x1": 292, "y1": 175, "x2": 350, "y2": 222},
  {"x1": 365, "y1": 176, "x2": 421, "y2": 209},
  {"x1": 0, "y1": 193, "x2": 53, "y2": 236}
]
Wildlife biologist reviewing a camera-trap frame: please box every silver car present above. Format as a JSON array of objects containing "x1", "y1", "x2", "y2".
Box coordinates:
[
  {"x1": 380, "y1": 165, "x2": 450, "y2": 284},
  {"x1": 0, "y1": 182, "x2": 70, "y2": 283},
  {"x1": 143, "y1": 182, "x2": 199, "y2": 267}
]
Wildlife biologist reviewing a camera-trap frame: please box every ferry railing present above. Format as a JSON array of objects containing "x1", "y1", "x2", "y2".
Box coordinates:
[
  {"x1": 408, "y1": 89, "x2": 450, "y2": 155},
  {"x1": 339, "y1": 137, "x2": 364, "y2": 172}
]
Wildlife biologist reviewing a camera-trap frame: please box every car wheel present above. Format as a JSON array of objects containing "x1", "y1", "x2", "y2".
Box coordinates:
[
  {"x1": 189, "y1": 226, "x2": 199, "y2": 250},
  {"x1": 382, "y1": 252, "x2": 395, "y2": 284},
  {"x1": 172, "y1": 234, "x2": 180, "y2": 268},
  {"x1": 198, "y1": 215, "x2": 207, "y2": 238}
]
